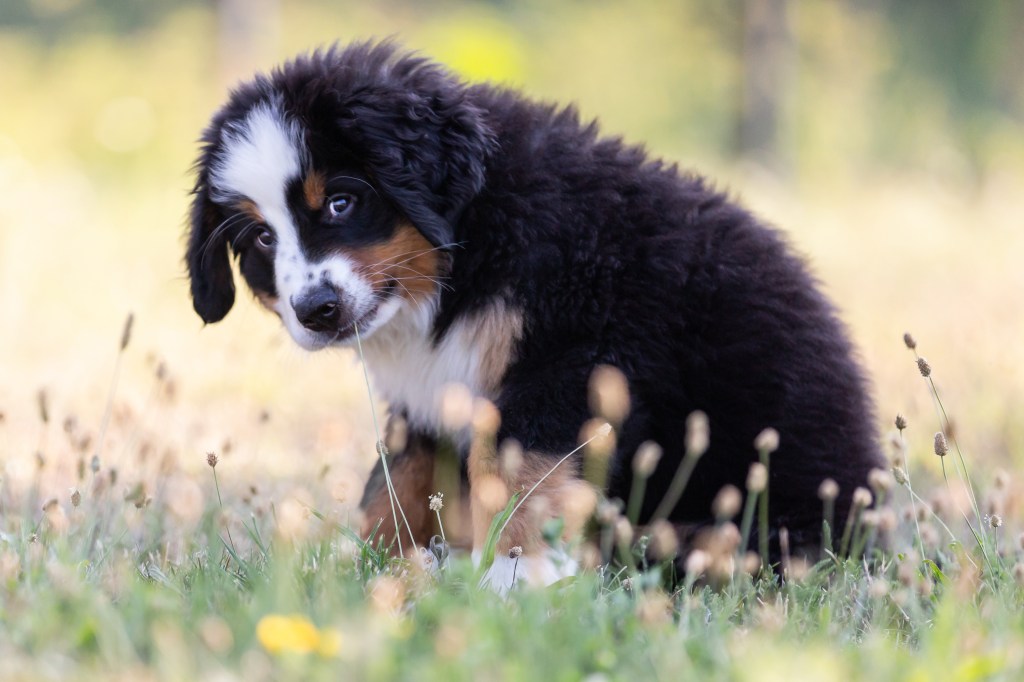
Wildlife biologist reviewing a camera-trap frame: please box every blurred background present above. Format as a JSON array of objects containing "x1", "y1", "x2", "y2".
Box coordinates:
[{"x1": 1, "y1": 0, "x2": 1022, "y2": 510}]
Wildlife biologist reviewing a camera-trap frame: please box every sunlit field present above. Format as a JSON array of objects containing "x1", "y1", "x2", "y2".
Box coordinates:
[{"x1": 2, "y1": 1, "x2": 1024, "y2": 679}]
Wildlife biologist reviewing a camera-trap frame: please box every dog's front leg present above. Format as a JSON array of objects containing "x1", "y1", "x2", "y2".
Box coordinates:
[{"x1": 359, "y1": 419, "x2": 438, "y2": 552}]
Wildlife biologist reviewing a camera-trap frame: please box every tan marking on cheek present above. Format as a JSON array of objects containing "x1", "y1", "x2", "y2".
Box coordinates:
[
  {"x1": 303, "y1": 171, "x2": 325, "y2": 211},
  {"x1": 466, "y1": 302, "x2": 523, "y2": 394},
  {"x1": 345, "y1": 222, "x2": 443, "y2": 302},
  {"x1": 235, "y1": 199, "x2": 264, "y2": 225}
]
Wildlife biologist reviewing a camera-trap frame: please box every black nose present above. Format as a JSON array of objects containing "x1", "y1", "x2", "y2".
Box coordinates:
[{"x1": 292, "y1": 285, "x2": 342, "y2": 333}]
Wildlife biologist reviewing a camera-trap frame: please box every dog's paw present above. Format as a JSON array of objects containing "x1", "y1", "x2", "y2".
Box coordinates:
[{"x1": 475, "y1": 548, "x2": 578, "y2": 596}]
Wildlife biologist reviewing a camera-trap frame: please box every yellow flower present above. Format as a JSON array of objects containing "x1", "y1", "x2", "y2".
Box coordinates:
[{"x1": 256, "y1": 614, "x2": 341, "y2": 657}]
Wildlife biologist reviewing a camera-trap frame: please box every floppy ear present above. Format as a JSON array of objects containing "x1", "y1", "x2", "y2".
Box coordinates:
[
  {"x1": 337, "y1": 63, "x2": 495, "y2": 248},
  {"x1": 185, "y1": 181, "x2": 235, "y2": 323}
]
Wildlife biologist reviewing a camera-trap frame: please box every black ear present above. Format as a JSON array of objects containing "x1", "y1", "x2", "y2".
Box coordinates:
[
  {"x1": 334, "y1": 50, "x2": 495, "y2": 248},
  {"x1": 185, "y1": 181, "x2": 235, "y2": 323}
]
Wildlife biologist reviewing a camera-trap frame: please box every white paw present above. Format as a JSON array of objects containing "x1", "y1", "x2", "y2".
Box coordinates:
[{"x1": 476, "y1": 548, "x2": 578, "y2": 596}]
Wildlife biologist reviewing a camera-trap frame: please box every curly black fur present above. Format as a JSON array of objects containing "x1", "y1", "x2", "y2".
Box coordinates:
[{"x1": 187, "y1": 42, "x2": 885, "y2": 557}]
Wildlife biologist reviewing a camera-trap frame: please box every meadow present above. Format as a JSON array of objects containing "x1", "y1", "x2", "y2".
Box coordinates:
[{"x1": 2, "y1": 1, "x2": 1024, "y2": 679}]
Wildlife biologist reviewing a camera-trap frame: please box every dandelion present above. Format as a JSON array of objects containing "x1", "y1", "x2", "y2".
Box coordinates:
[
  {"x1": 933, "y1": 432, "x2": 948, "y2": 457},
  {"x1": 256, "y1": 614, "x2": 340, "y2": 657},
  {"x1": 916, "y1": 357, "x2": 932, "y2": 377}
]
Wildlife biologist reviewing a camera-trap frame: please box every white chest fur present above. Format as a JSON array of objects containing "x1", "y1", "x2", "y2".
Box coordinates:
[{"x1": 358, "y1": 299, "x2": 523, "y2": 433}]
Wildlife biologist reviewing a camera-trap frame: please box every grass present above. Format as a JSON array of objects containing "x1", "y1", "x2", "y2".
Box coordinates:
[{"x1": 3, "y1": 322, "x2": 1024, "y2": 681}]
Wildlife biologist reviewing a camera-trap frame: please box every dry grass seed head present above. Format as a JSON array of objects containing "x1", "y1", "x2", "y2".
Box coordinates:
[
  {"x1": 632, "y1": 441, "x2": 662, "y2": 477},
  {"x1": 588, "y1": 364, "x2": 630, "y2": 425},
  {"x1": 818, "y1": 478, "x2": 839, "y2": 501},
  {"x1": 712, "y1": 484, "x2": 743, "y2": 521},
  {"x1": 903, "y1": 332, "x2": 917, "y2": 350},
  {"x1": 754, "y1": 427, "x2": 780, "y2": 454},
  {"x1": 471, "y1": 398, "x2": 501, "y2": 436},
  {"x1": 439, "y1": 382, "x2": 474, "y2": 432},
  {"x1": 746, "y1": 463, "x2": 768, "y2": 493},
  {"x1": 917, "y1": 357, "x2": 932, "y2": 377},
  {"x1": 685, "y1": 549, "x2": 710, "y2": 577},
  {"x1": 648, "y1": 519, "x2": 679, "y2": 561},
  {"x1": 499, "y1": 438, "x2": 524, "y2": 480},
  {"x1": 868, "y1": 468, "x2": 894, "y2": 495},
  {"x1": 852, "y1": 487, "x2": 873, "y2": 509},
  {"x1": 934, "y1": 432, "x2": 949, "y2": 457},
  {"x1": 685, "y1": 411, "x2": 710, "y2": 457}
]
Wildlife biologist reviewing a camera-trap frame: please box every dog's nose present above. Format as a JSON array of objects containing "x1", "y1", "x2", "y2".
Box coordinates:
[{"x1": 292, "y1": 285, "x2": 342, "y2": 332}]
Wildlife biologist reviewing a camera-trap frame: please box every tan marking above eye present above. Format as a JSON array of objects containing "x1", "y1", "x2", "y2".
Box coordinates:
[
  {"x1": 303, "y1": 171, "x2": 326, "y2": 211},
  {"x1": 235, "y1": 199, "x2": 265, "y2": 225}
]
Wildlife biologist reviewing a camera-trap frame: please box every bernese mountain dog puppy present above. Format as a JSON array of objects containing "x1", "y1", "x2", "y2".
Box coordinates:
[{"x1": 186, "y1": 42, "x2": 884, "y2": 588}]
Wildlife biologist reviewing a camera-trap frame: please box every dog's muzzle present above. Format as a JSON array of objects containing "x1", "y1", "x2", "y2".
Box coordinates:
[{"x1": 291, "y1": 284, "x2": 351, "y2": 334}]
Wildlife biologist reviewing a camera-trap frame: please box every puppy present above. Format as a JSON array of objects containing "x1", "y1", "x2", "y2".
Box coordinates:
[{"x1": 186, "y1": 42, "x2": 884, "y2": 587}]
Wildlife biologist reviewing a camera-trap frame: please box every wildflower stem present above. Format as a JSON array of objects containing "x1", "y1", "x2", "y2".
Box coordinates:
[
  {"x1": 650, "y1": 453, "x2": 699, "y2": 523},
  {"x1": 738, "y1": 490, "x2": 759, "y2": 562},
  {"x1": 626, "y1": 472, "x2": 649, "y2": 527},
  {"x1": 758, "y1": 449, "x2": 771, "y2": 570}
]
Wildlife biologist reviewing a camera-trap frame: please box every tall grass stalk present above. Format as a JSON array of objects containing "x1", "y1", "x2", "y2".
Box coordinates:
[
  {"x1": 353, "y1": 322, "x2": 417, "y2": 557},
  {"x1": 94, "y1": 313, "x2": 133, "y2": 464},
  {"x1": 909, "y1": 343, "x2": 987, "y2": 557}
]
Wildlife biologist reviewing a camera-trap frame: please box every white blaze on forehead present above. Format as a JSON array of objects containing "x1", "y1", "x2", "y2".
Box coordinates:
[{"x1": 209, "y1": 101, "x2": 304, "y2": 218}]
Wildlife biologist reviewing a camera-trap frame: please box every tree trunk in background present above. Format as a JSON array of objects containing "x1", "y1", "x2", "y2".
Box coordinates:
[
  {"x1": 736, "y1": 0, "x2": 793, "y2": 174},
  {"x1": 217, "y1": 0, "x2": 280, "y2": 88}
]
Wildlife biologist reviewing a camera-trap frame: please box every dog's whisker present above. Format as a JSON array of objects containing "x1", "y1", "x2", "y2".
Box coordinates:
[
  {"x1": 361, "y1": 243, "x2": 454, "y2": 271},
  {"x1": 198, "y1": 213, "x2": 251, "y2": 270}
]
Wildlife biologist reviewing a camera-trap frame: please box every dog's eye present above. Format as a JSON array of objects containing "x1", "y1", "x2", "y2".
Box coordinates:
[
  {"x1": 326, "y1": 193, "x2": 356, "y2": 221},
  {"x1": 255, "y1": 228, "x2": 275, "y2": 250}
]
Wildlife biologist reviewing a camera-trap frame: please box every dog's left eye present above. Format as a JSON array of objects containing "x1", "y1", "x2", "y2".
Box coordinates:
[{"x1": 325, "y1": 193, "x2": 356, "y2": 221}]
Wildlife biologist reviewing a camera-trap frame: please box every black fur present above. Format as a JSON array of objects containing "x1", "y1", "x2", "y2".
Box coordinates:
[{"x1": 188, "y1": 42, "x2": 885, "y2": 555}]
